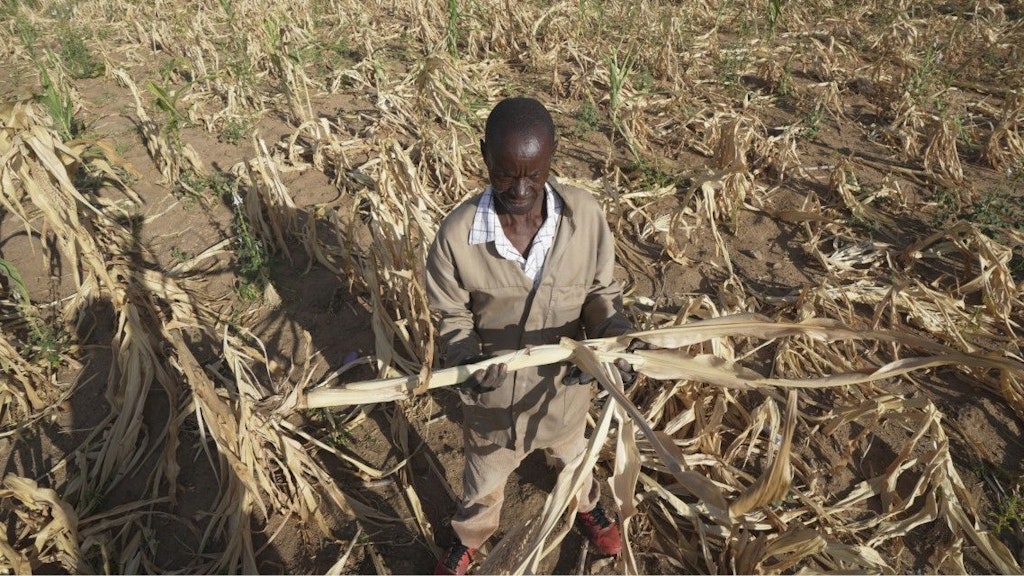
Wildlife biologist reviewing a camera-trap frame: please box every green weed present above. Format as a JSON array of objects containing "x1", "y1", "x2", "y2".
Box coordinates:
[
  {"x1": 146, "y1": 81, "x2": 190, "y2": 136},
  {"x1": 1009, "y1": 157, "x2": 1024, "y2": 188},
  {"x1": 968, "y1": 190, "x2": 1024, "y2": 235},
  {"x1": 170, "y1": 246, "x2": 194, "y2": 264},
  {"x1": 0, "y1": 258, "x2": 67, "y2": 369},
  {"x1": 930, "y1": 188, "x2": 960, "y2": 226},
  {"x1": 906, "y1": 43, "x2": 949, "y2": 106},
  {"x1": 219, "y1": 116, "x2": 252, "y2": 145},
  {"x1": 716, "y1": 47, "x2": 749, "y2": 98},
  {"x1": 309, "y1": 408, "x2": 356, "y2": 448},
  {"x1": 446, "y1": 0, "x2": 461, "y2": 57},
  {"x1": 38, "y1": 67, "x2": 80, "y2": 140},
  {"x1": 573, "y1": 100, "x2": 599, "y2": 134},
  {"x1": 233, "y1": 213, "x2": 269, "y2": 303},
  {"x1": 774, "y1": 66, "x2": 795, "y2": 100},
  {"x1": 159, "y1": 56, "x2": 194, "y2": 83},
  {"x1": 1, "y1": 0, "x2": 39, "y2": 19},
  {"x1": 964, "y1": 188, "x2": 1024, "y2": 279},
  {"x1": 27, "y1": 323, "x2": 68, "y2": 369},
  {"x1": 801, "y1": 107, "x2": 826, "y2": 141},
  {"x1": 57, "y1": 25, "x2": 104, "y2": 79},
  {"x1": 302, "y1": 40, "x2": 361, "y2": 79},
  {"x1": 629, "y1": 157, "x2": 689, "y2": 190},
  {"x1": 219, "y1": 177, "x2": 270, "y2": 303},
  {"x1": 847, "y1": 214, "x2": 881, "y2": 239},
  {"x1": 146, "y1": 80, "x2": 193, "y2": 163},
  {"x1": 608, "y1": 51, "x2": 634, "y2": 122},
  {"x1": 766, "y1": 0, "x2": 783, "y2": 38},
  {"x1": 15, "y1": 15, "x2": 37, "y2": 57},
  {"x1": 991, "y1": 489, "x2": 1023, "y2": 537},
  {"x1": 173, "y1": 169, "x2": 232, "y2": 206}
]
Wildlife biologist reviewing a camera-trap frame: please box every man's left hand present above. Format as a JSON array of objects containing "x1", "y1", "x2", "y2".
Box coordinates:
[{"x1": 563, "y1": 358, "x2": 636, "y2": 387}]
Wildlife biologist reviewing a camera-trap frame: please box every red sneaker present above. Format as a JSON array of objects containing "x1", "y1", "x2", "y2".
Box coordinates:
[
  {"x1": 576, "y1": 503, "x2": 622, "y2": 556},
  {"x1": 434, "y1": 539, "x2": 476, "y2": 575}
]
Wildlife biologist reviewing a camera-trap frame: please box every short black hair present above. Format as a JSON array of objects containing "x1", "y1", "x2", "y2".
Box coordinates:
[{"x1": 484, "y1": 97, "x2": 555, "y2": 146}]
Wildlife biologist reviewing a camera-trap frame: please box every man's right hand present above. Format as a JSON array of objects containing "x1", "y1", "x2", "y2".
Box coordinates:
[{"x1": 461, "y1": 360, "x2": 507, "y2": 394}]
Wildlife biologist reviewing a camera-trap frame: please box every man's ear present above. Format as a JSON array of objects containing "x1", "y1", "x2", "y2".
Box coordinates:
[{"x1": 479, "y1": 138, "x2": 488, "y2": 167}]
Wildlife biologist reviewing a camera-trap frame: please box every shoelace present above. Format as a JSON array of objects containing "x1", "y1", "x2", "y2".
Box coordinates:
[{"x1": 443, "y1": 542, "x2": 471, "y2": 571}]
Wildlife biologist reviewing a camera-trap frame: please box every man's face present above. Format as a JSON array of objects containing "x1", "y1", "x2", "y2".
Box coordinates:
[{"x1": 482, "y1": 130, "x2": 555, "y2": 217}]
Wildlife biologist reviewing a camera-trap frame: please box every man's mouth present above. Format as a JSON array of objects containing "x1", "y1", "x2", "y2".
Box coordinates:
[{"x1": 504, "y1": 196, "x2": 532, "y2": 208}]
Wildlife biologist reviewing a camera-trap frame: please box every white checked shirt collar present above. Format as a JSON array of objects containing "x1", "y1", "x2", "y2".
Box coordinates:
[{"x1": 468, "y1": 184, "x2": 562, "y2": 284}]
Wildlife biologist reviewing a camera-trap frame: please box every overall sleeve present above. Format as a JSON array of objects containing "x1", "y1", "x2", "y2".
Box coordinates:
[
  {"x1": 581, "y1": 209, "x2": 632, "y2": 339},
  {"x1": 425, "y1": 232, "x2": 482, "y2": 368}
]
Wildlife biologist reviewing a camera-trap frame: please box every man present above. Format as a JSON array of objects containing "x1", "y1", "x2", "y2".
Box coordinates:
[{"x1": 426, "y1": 97, "x2": 634, "y2": 575}]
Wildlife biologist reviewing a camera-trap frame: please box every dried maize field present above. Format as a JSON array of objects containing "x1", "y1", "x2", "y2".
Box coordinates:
[{"x1": 2, "y1": 0, "x2": 1024, "y2": 573}]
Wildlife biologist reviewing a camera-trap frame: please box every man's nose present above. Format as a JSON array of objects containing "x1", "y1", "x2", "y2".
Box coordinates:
[{"x1": 514, "y1": 178, "x2": 530, "y2": 196}]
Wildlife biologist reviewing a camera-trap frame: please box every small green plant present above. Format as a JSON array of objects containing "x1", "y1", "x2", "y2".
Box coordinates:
[
  {"x1": 172, "y1": 170, "x2": 206, "y2": 204},
  {"x1": 633, "y1": 68, "x2": 655, "y2": 94},
  {"x1": 38, "y1": 67, "x2": 80, "y2": 141},
  {"x1": 170, "y1": 246, "x2": 194, "y2": 264},
  {"x1": 15, "y1": 15, "x2": 38, "y2": 57},
  {"x1": 775, "y1": 66, "x2": 795, "y2": 100},
  {"x1": 1009, "y1": 157, "x2": 1024, "y2": 188},
  {"x1": 233, "y1": 213, "x2": 269, "y2": 302},
  {"x1": 906, "y1": 43, "x2": 948, "y2": 106},
  {"x1": 57, "y1": 25, "x2": 104, "y2": 79},
  {"x1": 766, "y1": 0, "x2": 783, "y2": 38},
  {"x1": 146, "y1": 81, "x2": 190, "y2": 137},
  {"x1": 173, "y1": 169, "x2": 232, "y2": 205},
  {"x1": 219, "y1": 177, "x2": 270, "y2": 303},
  {"x1": 216, "y1": 0, "x2": 237, "y2": 28},
  {"x1": 159, "y1": 56, "x2": 194, "y2": 83},
  {"x1": 930, "y1": 188, "x2": 960, "y2": 226},
  {"x1": 608, "y1": 51, "x2": 634, "y2": 122},
  {"x1": 629, "y1": 157, "x2": 688, "y2": 189},
  {"x1": 716, "y1": 47, "x2": 749, "y2": 98},
  {"x1": 146, "y1": 80, "x2": 193, "y2": 164},
  {"x1": 847, "y1": 214, "x2": 881, "y2": 238},
  {"x1": 608, "y1": 50, "x2": 644, "y2": 160},
  {"x1": 446, "y1": 0, "x2": 460, "y2": 57},
  {"x1": 309, "y1": 408, "x2": 356, "y2": 448},
  {"x1": 963, "y1": 188, "x2": 1024, "y2": 279},
  {"x1": 573, "y1": 100, "x2": 599, "y2": 134},
  {"x1": 27, "y1": 323, "x2": 68, "y2": 369},
  {"x1": 0, "y1": 258, "x2": 67, "y2": 369},
  {"x1": 801, "y1": 107, "x2": 826, "y2": 141},
  {"x1": 990, "y1": 488, "x2": 1023, "y2": 537},
  {"x1": 968, "y1": 189, "x2": 1024, "y2": 234},
  {"x1": 219, "y1": 116, "x2": 251, "y2": 145}
]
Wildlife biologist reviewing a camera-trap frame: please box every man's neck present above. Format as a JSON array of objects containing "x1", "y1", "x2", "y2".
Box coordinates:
[{"x1": 496, "y1": 192, "x2": 547, "y2": 256}]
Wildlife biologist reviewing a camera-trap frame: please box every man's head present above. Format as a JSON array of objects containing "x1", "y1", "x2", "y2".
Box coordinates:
[{"x1": 481, "y1": 97, "x2": 557, "y2": 217}]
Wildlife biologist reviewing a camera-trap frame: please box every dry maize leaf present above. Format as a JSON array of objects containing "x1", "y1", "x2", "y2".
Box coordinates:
[
  {"x1": 730, "y1": 390, "x2": 797, "y2": 518},
  {"x1": 610, "y1": 392, "x2": 641, "y2": 575},
  {"x1": 485, "y1": 394, "x2": 616, "y2": 575},
  {"x1": 0, "y1": 475, "x2": 83, "y2": 572},
  {"x1": 569, "y1": 340, "x2": 730, "y2": 516}
]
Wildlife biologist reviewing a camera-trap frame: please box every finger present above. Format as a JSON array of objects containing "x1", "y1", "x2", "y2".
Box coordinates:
[
  {"x1": 620, "y1": 370, "x2": 636, "y2": 386},
  {"x1": 471, "y1": 369, "x2": 486, "y2": 386},
  {"x1": 614, "y1": 358, "x2": 632, "y2": 372},
  {"x1": 478, "y1": 363, "x2": 507, "y2": 391},
  {"x1": 627, "y1": 338, "x2": 659, "y2": 352},
  {"x1": 563, "y1": 366, "x2": 582, "y2": 385}
]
